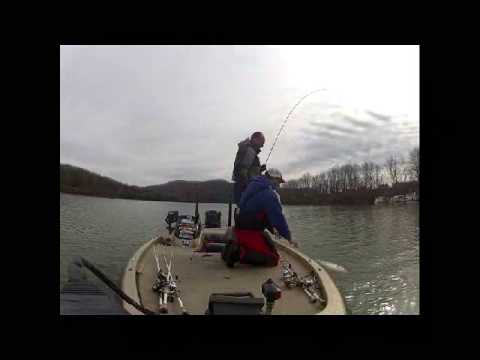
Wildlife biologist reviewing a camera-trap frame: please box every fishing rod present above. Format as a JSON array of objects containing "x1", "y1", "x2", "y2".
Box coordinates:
[
  {"x1": 74, "y1": 256, "x2": 157, "y2": 315},
  {"x1": 152, "y1": 245, "x2": 189, "y2": 314},
  {"x1": 164, "y1": 250, "x2": 189, "y2": 315},
  {"x1": 153, "y1": 245, "x2": 168, "y2": 312},
  {"x1": 265, "y1": 88, "x2": 327, "y2": 166},
  {"x1": 280, "y1": 260, "x2": 325, "y2": 304}
]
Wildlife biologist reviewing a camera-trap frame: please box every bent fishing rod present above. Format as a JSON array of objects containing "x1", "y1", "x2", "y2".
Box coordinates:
[{"x1": 265, "y1": 88, "x2": 327, "y2": 166}]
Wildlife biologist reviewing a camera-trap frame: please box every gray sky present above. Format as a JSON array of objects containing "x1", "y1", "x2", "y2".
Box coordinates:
[{"x1": 60, "y1": 45, "x2": 419, "y2": 186}]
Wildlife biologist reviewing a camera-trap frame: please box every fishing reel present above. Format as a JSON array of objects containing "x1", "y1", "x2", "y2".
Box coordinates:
[
  {"x1": 280, "y1": 262, "x2": 325, "y2": 304},
  {"x1": 152, "y1": 245, "x2": 189, "y2": 314},
  {"x1": 152, "y1": 270, "x2": 169, "y2": 292},
  {"x1": 298, "y1": 273, "x2": 323, "y2": 304},
  {"x1": 281, "y1": 261, "x2": 299, "y2": 288},
  {"x1": 166, "y1": 279, "x2": 179, "y2": 303}
]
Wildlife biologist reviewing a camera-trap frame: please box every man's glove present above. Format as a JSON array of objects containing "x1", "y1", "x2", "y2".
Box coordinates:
[
  {"x1": 260, "y1": 164, "x2": 267, "y2": 173},
  {"x1": 273, "y1": 228, "x2": 280, "y2": 239}
]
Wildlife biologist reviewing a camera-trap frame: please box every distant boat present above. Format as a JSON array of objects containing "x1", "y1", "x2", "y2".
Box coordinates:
[
  {"x1": 405, "y1": 192, "x2": 418, "y2": 201},
  {"x1": 374, "y1": 196, "x2": 388, "y2": 205},
  {"x1": 375, "y1": 193, "x2": 418, "y2": 205},
  {"x1": 391, "y1": 195, "x2": 407, "y2": 203}
]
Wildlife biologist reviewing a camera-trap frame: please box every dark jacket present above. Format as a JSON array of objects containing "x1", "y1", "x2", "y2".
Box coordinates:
[
  {"x1": 237, "y1": 176, "x2": 291, "y2": 240},
  {"x1": 232, "y1": 138, "x2": 261, "y2": 184}
]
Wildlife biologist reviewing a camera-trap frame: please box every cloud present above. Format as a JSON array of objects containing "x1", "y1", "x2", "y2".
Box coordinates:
[
  {"x1": 278, "y1": 109, "x2": 418, "y2": 178},
  {"x1": 366, "y1": 110, "x2": 392, "y2": 122},
  {"x1": 340, "y1": 114, "x2": 377, "y2": 130},
  {"x1": 61, "y1": 45, "x2": 418, "y2": 186},
  {"x1": 320, "y1": 123, "x2": 362, "y2": 136}
]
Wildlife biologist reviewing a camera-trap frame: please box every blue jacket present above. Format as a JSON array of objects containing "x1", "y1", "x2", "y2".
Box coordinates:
[{"x1": 238, "y1": 176, "x2": 291, "y2": 240}]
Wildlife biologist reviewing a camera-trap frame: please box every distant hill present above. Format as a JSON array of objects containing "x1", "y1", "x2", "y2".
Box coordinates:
[
  {"x1": 60, "y1": 163, "x2": 417, "y2": 205},
  {"x1": 144, "y1": 179, "x2": 233, "y2": 203},
  {"x1": 60, "y1": 164, "x2": 233, "y2": 203}
]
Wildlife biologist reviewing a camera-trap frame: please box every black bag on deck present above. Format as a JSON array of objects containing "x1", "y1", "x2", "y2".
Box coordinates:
[{"x1": 205, "y1": 292, "x2": 264, "y2": 315}]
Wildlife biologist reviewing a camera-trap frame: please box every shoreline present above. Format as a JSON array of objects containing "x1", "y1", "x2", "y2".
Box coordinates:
[{"x1": 60, "y1": 190, "x2": 418, "y2": 206}]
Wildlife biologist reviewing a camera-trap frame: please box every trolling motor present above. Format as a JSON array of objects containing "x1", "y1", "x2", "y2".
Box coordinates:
[{"x1": 261, "y1": 278, "x2": 282, "y2": 315}]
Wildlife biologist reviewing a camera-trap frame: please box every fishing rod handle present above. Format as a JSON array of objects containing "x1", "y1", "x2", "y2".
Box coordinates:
[{"x1": 303, "y1": 287, "x2": 317, "y2": 303}]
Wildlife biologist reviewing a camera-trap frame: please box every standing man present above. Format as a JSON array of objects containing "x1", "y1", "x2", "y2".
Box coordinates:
[{"x1": 231, "y1": 132, "x2": 267, "y2": 205}]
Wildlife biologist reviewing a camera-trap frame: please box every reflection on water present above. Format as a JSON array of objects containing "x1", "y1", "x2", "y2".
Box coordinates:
[
  {"x1": 60, "y1": 194, "x2": 419, "y2": 315},
  {"x1": 281, "y1": 204, "x2": 419, "y2": 315}
]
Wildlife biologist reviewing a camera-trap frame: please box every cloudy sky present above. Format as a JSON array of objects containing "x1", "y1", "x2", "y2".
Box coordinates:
[{"x1": 60, "y1": 45, "x2": 419, "y2": 186}]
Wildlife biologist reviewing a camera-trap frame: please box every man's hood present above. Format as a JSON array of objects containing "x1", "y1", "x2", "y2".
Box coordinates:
[
  {"x1": 238, "y1": 138, "x2": 251, "y2": 148},
  {"x1": 239, "y1": 176, "x2": 273, "y2": 207}
]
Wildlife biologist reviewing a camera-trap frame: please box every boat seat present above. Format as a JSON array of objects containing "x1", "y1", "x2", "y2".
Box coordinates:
[
  {"x1": 201, "y1": 242, "x2": 226, "y2": 253},
  {"x1": 197, "y1": 231, "x2": 231, "y2": 253},
  {"x1": 203, "y1": 233, "x2": 229, "y2": 244}
]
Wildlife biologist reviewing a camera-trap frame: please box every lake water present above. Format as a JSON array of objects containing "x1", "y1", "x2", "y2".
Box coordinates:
[{"x1": 60, "y1": 193, "x2": 419, "y2": 315}]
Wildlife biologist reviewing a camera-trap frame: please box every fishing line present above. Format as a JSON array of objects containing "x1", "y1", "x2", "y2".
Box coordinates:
[{"x1": 265, "y1": 89, "x2": 327, "y2": 165}]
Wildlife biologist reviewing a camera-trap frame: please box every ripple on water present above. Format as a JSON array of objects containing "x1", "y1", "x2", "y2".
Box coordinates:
[{"x1": 60, "y1": 194, "x2": 419, "y2": 314}]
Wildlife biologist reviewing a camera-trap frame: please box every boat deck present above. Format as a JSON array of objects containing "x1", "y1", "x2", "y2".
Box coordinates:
[
  {"x1": 135, "y1": 241, "x2": 323, "y2": 315},
  {"x1": 122, "y1": 227, "x2": 347, "y2": 315}
]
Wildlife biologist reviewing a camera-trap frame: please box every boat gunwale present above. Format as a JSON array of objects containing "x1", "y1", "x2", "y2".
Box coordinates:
[
  {"x1": 121, "y1": 236, "x2": 160, "y2": 315},
  {"x1": 271, "y1": 236, "x2": 347, "y2": 315}
]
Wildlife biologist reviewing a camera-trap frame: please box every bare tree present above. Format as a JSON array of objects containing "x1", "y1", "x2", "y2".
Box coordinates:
[
  {"x1": 385, "y1": 155, "x2": 400, "y2": 185},
  {"x1": 408, "y1": 146, "x2": 419, "y2": 182},
  {"x1": 338, "y1": 165, "x2": 347, "y2": 192},
  {"x1": 345, "y1": 164, "x2": 352, "y2": 191},
  {"x1": 298, "y1": 172, "x2": 313, "y2": 188},
  {"x1": 311, "y1": 174, "x2": 322, "y2": 190},
  {"x1": 283, "y1": 149, "x2": 418, "y2": 195},
  {"x1": 340, "y1": 163, "x2": 360, "y2": 191},
  {"x1": 327, "y1": 166, "x2": 340, "y2": 193},
  {"x1": 361, "y1": 161, "x2": 375, "y2": 190},
  {"x1": 326, "y1": 170, "x2": 333, "y2": 193},
  {"x1": 319, "y1": 173, "x2": 327, "y2": 193},
  {"x1": 373, "y1": 163, "x2": 383, "y2": 189},
  {"x1": 352, "y1": 164, "x2": 361, "y2": 190},
  {"x1": 284, "y1": 179, "x2": 300, "y2": 189},
  {"x1": 337, "y1": 165, "x2": 345, "y2": 192},
  {"x1": 343, "y1": 164, "x2": 350, "y2": 191},
  {"x1": 399, "y1": 155, "x2": 411, "y2": 182}
]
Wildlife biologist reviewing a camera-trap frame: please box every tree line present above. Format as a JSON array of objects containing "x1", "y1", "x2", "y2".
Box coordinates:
[
  {"x1": 278, "y1": 146, "x2": 419, "y2": 205},
  {"x1": 60, "y1": 146, "x2": 418, "y2": 206},
  {"x1": 284, "y1": 147, "x2": 419, "y2": 191}
]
